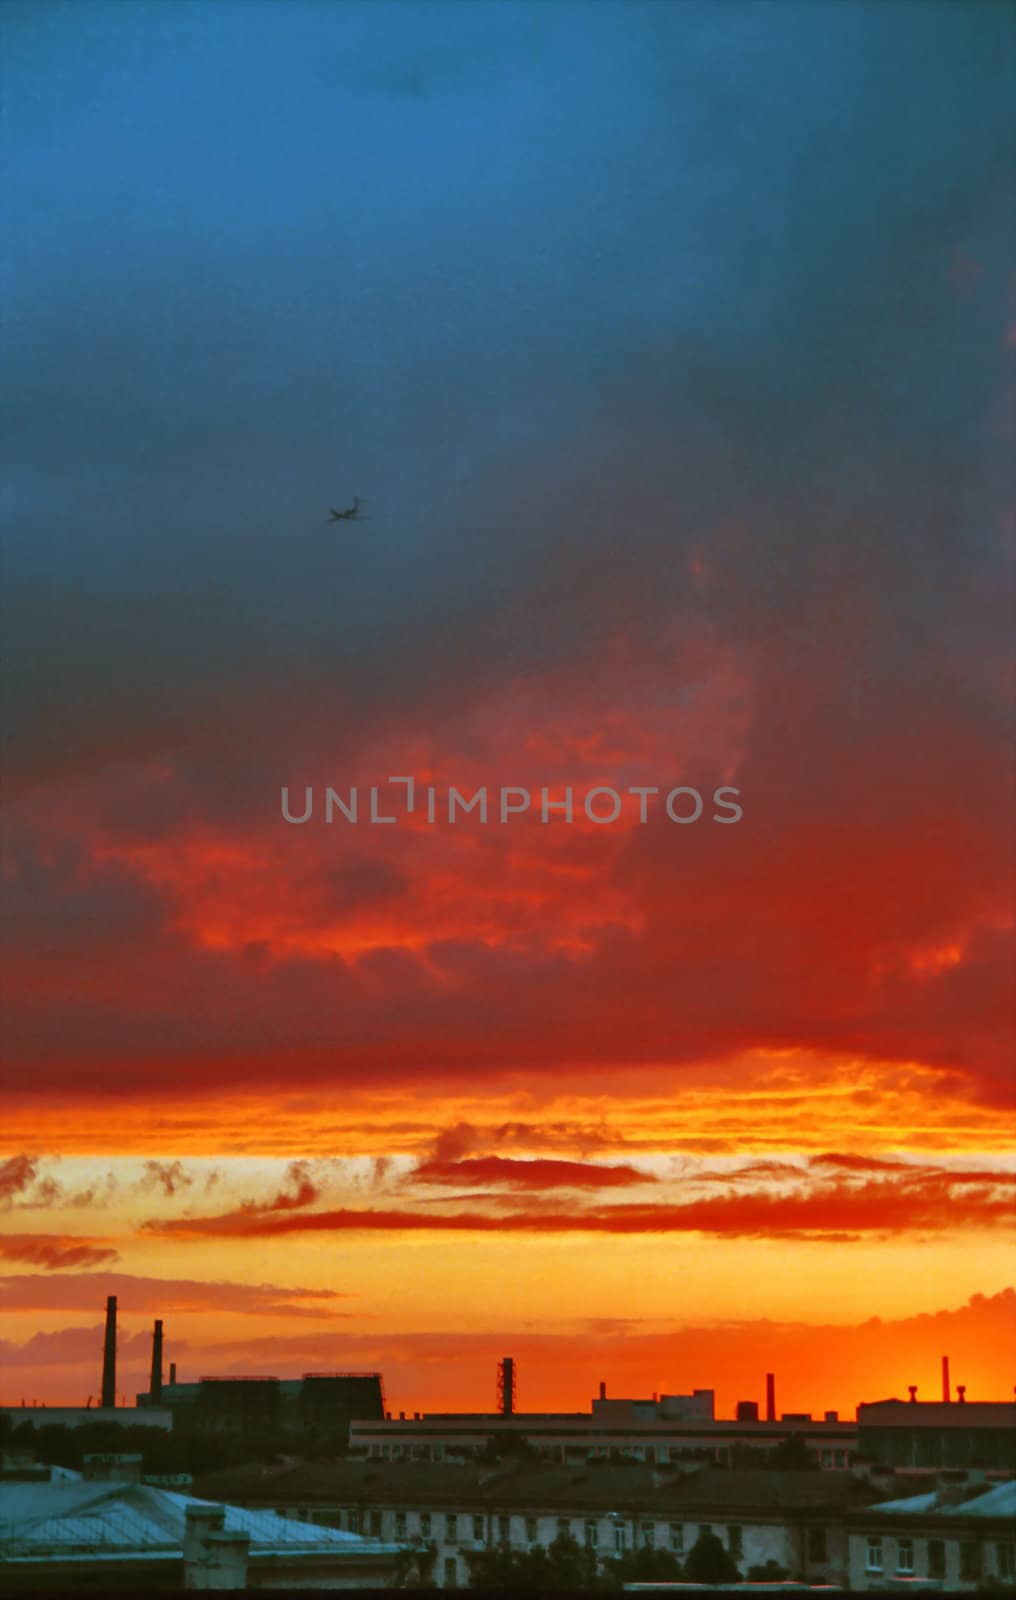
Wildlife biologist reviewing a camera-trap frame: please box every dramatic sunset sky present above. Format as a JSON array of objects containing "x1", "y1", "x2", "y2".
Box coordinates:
[{"x1": 2, "y1": 1, "x2": 1014, "y2": 1418}]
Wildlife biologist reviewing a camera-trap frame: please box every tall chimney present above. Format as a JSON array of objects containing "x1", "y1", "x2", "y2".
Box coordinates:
[
  {"x1": 497, "y1": 1356, "x2": 516, "y2": 1417},
  {"x1": 942, "y1": 1355, "x2": 951, "y2": 1404},
  {"x1": 150, "y1": 1319, "x2": 164, "y2": 1402},
  {"x1": 599, "y1": 1381, "x2": 607, "y2": 1400},
  {"x1": 100, "y1": 1295, "x2": 117, "y2": 1409},
  {"x1": 169, "y1": 1361, "x2": 177, "y2": 1386},
  {"x1": 765, "y1": 1372, "x2": 776, "y2": 1423}
]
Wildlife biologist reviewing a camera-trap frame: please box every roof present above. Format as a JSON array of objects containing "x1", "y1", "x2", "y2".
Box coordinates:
[
  {"x1": 0, "y1": 1481, "x2": 397, "y2": 1561},
  {"x1": 194, "y1": 1460, "x2": 878, "y2": 1518},
  {"x1": 863, "y1": 1480, "x2": 1016, "y2": 1522},
  {"x1": 857, "y1": 1401, "x2": 1016, "y2": 1428}
]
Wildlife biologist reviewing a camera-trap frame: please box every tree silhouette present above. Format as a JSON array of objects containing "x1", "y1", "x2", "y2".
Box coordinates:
[{"x1": 683, "y1": 1529, "x2": 741, "y2": 1585}]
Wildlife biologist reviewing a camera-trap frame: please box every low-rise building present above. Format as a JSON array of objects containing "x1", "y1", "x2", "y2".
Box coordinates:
[
  {"x1": 350, "y1": 1394, "x2": 856, "y2": 1470},
  {"x1": 0, "y1": 1405, "x2": 172, "y2": 1432},
  {"x1": 195, "y1": 1458, "x2": 878, "y2": 1589},
  {"x1": 847, "y1": 1476, "x2": 1016, "y2": 1591},
  {"x1": 0, "y1": 1479, "x2": 401, "y2": 1590}
]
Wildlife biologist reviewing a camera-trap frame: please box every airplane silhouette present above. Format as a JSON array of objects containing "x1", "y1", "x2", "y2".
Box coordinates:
[{"x1": 328, "y1": 497, "x2": 368, "y2": 523}]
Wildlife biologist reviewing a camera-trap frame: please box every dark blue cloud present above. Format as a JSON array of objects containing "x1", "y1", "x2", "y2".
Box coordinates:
[{"x1": 2, "y1": 0, "x2": 1012, "y2": 789}]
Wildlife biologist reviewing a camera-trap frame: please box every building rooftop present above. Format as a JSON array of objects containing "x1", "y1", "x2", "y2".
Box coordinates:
[
  {"x1": 857, "y1": 1401, "x2": 1016, "y2": 1427},
  {"x1": 864, "y1": 1480, "x2": 1016, "y2": 1521},
  {"x1": 0, "y1": 1480, "x2": 395, "y2": 1562},
  {"x1": 195, "y1": 1459, "x2": 880, "y2": 1518}
]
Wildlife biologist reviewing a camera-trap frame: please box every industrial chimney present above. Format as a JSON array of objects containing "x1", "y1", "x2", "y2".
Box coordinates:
[
  {"x1": 599, "y1": 1380, "x2": 607, "y2": 1401},
  {"x1": 942, "y1": 1355, "x2": 951, "y2": 1404},
  {"x1": 169, "y1": 1361, "x2": 177, "y2": 1386},
  {"x1": 100, "y1": 1295, "x2": 117, "y2": 1409},
  {"x1": 765, "y1": 1372, "x2": 776, "y2": 1423},
  {"x1": 150, "y1": 1319, "x2": 164, "y2": 1403},
  {"x1": 497, "y1": 1357, "x2": 516, "y2": 1417}
]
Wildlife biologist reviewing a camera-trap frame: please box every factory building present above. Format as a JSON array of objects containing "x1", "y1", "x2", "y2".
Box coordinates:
[
  {"x1": 136, "y1": 1371, "x2": 386, "y2": 1447},
  {"x1": 856, "y1": 1398, "x2": 1016, "y2": 1470},
  {"x1": 349, "y1": 1374, "x2": 856, "y2": 1470}
]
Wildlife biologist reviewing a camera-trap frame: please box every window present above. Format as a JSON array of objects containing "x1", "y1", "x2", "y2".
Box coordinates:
[
  {"x1": 472, "y1": 1515, "x2": 484, "y2": 1543},
  {"x1": 419, "y1": 1512, "x2": 432, "y2": 1539},
  {"x1": 497, "y1": 1515, "x2": 510, "y2": 1545},
  {"x1": 960, "y1": 1542, "x2": 981, "y2": 1581},
  {"x1": 998, "y1": 1544, "x2": 1015, "y2": 1580},
  {"x1": 670, "y1": 1523, "x2": 684, "y2": 1554},
  {"x1": 526, "y1": 1517, "x2": 539, "y2": 1544},
  {"x1": 395, "y1": 1512, "x2": 407, "y2": 1539},
  {"x1": 614, "y1": 1525, "x2": 627, "y2": 1554},
  {"x1": 348, "y1": 1509, "x2": 361, "y2": 1534},
  {"x1": 584, "y1": 1521, "x2": 599, "y2": 1548},
  {"x1": 368, "y1": 1510, "x2": 381, "y2": 1537},
  {"x1": 808, "y1": 1527, "x2": 827, "y2": 1563},
  {"x1": 641, "y1": 1521, "x2": 656, "y2": 1549},
  {"x1": 821, "y1": 1450, "x2": 833, "y2": 1468},
  {"x1": 896, "y1": 1539, "x2": 914, "y2": 1574},
  {"x1": 443, "y1": 1556, "x2": 457, "y2": 1588},
  {"x1": 446, "y1": 1513, "x2": 458, "y2": 1543},
  {"x1": 728, "y1": 1526, "x2": 743, "y2": 1558},
  {"x1": 866, "y1": 1538, "x2": 883, "y2": 1573},
  {"x1": 928, "y1": 1539, "x2": 946, "y2": 1578}
]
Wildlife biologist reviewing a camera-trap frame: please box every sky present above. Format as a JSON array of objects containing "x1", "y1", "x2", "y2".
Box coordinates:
[{"x1": 1, "y1": 0, "x2": 1014, "y2": 1417}]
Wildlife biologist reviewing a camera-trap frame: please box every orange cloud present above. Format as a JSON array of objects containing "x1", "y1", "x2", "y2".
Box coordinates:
[{"x1": 0, "y1": 1235, "x2": 120, "y2": 1271}]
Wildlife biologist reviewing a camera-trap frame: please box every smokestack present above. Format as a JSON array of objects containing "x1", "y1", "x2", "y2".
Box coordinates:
[
  {"x1": 169, "y1": 1361, "x2": 177, "y2": 1386},
  {"x1": 599, "y1": 1381, "x2": 607, "y2": 1401},
  {"x1": 765, "y1": 1373, "x2": 776, "y2": 1423},
  {"x1": 150, "y1": 1319, "x2": 164, "y2": 1402},
  {"x1": 942, "y1": 1355, "x2": 951, "y2": 1404},
  {"x1": 498, "y1": 1356, "x2": 516, "y2": 1417},
  {"x1": 100, "y1": 1295, "x2": 117, "y2": 1409}
]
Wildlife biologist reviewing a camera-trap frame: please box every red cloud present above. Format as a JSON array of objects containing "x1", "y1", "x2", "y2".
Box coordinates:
[
  {"x1": 143, "y1": 1166, "x2": 1016, "y2": 1242},
  {"x1": 412, "y1": 1156, "x2": 652, "y2": 1189},
  {"x1": 0, "y1": 1235, "x2": 120, "y2": 1271},
  {"x1": 0, "y1": 1272, "x2": 351, "y2": 1315},
  {"x1": 0, "y1": 1154, "x2": 40, "y2": 1203}
]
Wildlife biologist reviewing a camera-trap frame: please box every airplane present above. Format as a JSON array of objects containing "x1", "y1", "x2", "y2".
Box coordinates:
[{"x1": 328, "y1": 497, "x2": 368, "y2": 523}]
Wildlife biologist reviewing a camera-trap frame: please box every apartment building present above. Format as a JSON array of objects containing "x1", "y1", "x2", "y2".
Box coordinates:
[
  {"x1": 847, "y1": 1477, "x2": 1016, "y2": 1592},
  {"x1": 194, "y1": 1458, "x2": 876, "y2": 1588}
]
